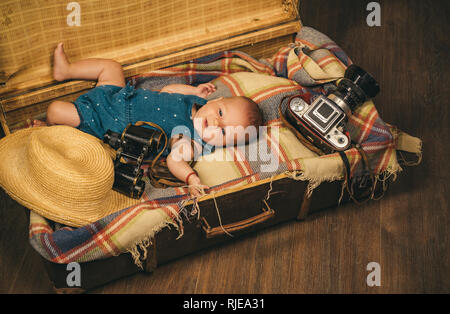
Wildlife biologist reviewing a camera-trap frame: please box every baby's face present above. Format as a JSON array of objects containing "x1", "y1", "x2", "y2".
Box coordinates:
[{"x1": 192, "y1": 97, "x2": 251, "y2": 147}]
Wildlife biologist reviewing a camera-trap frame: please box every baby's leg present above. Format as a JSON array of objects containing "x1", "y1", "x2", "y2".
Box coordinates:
[
  {"x1": 32, "y1": 100, "x2": 80, "y2": 127},
  {"x1": 45, "y1": 100, "x2": 81, "y2": 127},
  {"x1": 53, "y1": 43, "x2": 125, "y2": 87}
]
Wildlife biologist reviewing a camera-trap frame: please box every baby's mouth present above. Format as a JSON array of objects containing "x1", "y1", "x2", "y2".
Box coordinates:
[{"x1": 203, "y1": 118, "x2": 208, "y2": 129}]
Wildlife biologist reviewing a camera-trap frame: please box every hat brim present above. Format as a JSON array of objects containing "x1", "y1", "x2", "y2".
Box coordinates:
[{"x1": 0, "y1": 127, "x2": 141, "y2": 227}]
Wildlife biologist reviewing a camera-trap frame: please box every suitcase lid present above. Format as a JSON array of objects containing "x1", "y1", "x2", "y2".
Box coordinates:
[{"x1": 0, "y1": 0, "x2": 301, "y2": 98}]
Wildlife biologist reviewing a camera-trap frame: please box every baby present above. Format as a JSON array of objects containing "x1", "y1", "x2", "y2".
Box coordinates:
[{"x1": 34, "y1": 43, "x2": 263, "y2": 197}]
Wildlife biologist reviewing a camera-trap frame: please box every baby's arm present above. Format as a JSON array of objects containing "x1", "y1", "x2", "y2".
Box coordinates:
[
  {"x1": 161, "y1": 83, "x2": 216, "y2": 98},
  {"x1": 166, "y1": 137, "x2": 209, "y2": 197}
]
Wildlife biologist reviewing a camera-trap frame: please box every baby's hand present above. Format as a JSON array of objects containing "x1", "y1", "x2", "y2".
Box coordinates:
[
  {"x1": 196, "y1": 83, "x2": 216, "y2": 98},
  {"x1": 187, "y1": 174, "x2": 209, "y2": 198}
]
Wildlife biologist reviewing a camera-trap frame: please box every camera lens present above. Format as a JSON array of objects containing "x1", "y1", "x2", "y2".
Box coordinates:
[
  {"x1": 334, "y1": 65, "x2": 380, "y2": 112},
  {"x1": 336, "y1": 79, "x2": 367, "y2": 111},
  {"x1": 103, "y1": 130, "x2": 122, "y2": 149},
  {"x1": 132, "y1": 180, "x2": 145, "y2": 199},
  {"x1": 345, "y1": 65, "x2": 380, "y2": 98}
]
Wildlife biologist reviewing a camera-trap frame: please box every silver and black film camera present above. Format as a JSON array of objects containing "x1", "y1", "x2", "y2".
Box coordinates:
[
  {"x1": 286, "y1": 65, "x2": 380, "y2": 154},
  {"x1": 103, "y1": 124, "x2": 165, "y2": 199}
]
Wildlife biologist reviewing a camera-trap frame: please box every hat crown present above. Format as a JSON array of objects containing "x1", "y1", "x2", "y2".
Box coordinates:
[
  {"x1": 0, "y1": 125, "x2": 140, "y2": 227},
  {"x1": 26, "y1": 127, "x2": 114, "y2": 209}
]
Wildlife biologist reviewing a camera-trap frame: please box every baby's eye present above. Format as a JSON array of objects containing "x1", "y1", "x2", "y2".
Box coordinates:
[{"x1": 219, "y1": 109, "x2": 223, "y2": 117}]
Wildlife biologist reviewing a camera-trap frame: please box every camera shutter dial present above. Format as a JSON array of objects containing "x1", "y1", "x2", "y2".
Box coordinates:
[{"x1": 290, "y1": 97, "x2": 307, "y2": 113}]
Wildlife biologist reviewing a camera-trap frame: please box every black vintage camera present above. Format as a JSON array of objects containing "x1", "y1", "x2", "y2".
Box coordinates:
[
  {"x1": 104, "y1": 123, "x2": 165, "y2": 199},
  {"x1": 286, "y1": 65, "x2": 380, "y2": 154}
]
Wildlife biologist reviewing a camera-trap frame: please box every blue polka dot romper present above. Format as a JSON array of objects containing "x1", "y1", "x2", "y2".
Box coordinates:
[{"x1": 73, "y1": 83, "x2": 213, "y2": 157}]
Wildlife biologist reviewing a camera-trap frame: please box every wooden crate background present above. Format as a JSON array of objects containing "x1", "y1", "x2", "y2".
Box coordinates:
[{"x1": 0, "y1": 0, "x2": 300, "y2": 135}]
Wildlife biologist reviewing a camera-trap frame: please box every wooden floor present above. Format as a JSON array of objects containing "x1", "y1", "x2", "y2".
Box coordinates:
[{"x1": 1, "y1": 0, "x2": 448, "y2": 294}]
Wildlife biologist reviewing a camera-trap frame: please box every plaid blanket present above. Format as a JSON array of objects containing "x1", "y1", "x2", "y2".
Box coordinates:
[{"x1": 29, "y1": 27, "x2": 420, "y2": 266}]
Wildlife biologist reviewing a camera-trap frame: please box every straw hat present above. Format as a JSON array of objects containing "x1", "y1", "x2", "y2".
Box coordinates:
[{"x1": 0, "y1": 125, "x2": 141, "y2": 227}]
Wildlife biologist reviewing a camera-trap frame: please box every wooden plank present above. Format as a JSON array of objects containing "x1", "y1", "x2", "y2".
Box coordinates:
[
  {"x1": 0, "y1": 190, "x2": 53, "y2": 293},
  {"x1": 376, "y1": 0, "x2": 450, "y2": 293}
]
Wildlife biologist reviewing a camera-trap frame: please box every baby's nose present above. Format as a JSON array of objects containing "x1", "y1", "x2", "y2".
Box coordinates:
[{"x1": 211, "y1": 117, "x2": 219, "y2": 127}]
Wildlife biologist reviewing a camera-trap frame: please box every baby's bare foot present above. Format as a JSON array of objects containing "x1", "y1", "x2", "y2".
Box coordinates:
[
  {"x1": 31, "y1": 120, "x2": 48, "y2": 127},
  {"x1": 53, "y1": 43, "x2": 71, "y2": 81}
]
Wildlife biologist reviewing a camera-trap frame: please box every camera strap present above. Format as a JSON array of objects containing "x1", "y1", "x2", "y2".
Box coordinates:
[{"x1": 338, "y1": 144, "x2": 376, "y2": 205}]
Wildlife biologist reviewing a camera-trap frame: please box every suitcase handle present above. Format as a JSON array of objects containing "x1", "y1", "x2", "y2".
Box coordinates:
[{"x1": 200, "y1": 199, "x2": 275, "y2": 238}]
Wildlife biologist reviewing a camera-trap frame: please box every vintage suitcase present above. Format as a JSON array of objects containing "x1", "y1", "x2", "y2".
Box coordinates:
[
  {"x1": 0, "y1": 0, "x2": 421, "y2": 293},
  {"x1": 39, "y1": 178, "x2": 349, "y2": 293}
]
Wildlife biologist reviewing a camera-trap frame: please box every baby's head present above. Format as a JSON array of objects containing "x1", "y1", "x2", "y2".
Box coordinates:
[{"x1": 193, "y1": 96, "x2": 263, "y2": 147}]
